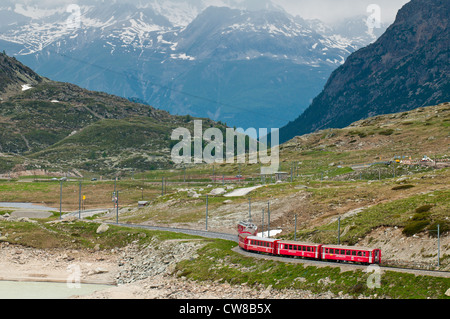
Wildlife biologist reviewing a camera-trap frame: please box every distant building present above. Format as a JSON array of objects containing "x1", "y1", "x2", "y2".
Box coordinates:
[
  {"x1": 138, "y1": 201, "x2": 149, "y2": 207},
  {"x1": 274, "y1": 172, "x2": 289, "y2": 182}
]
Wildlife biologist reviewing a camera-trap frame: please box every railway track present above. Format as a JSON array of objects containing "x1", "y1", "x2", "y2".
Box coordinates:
[
  {"x1": 111, "y1": 222, "x2": 238, "y2": 242},
  {"x1": 108, "y1": 223, "x2": 450, "y2": 278}
]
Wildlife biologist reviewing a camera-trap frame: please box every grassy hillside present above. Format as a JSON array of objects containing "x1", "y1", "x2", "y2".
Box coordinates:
[
  {"x1": 0, "y1": 102, "x2": 448, "y2": 299},
  {"x1": 0, "y1": 52, "x2": 226, "y2": 175}
]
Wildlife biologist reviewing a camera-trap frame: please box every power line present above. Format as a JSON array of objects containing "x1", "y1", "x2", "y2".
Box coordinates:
[{"x1": 39, "y1": 47, "x2": 289, "y2": 124}]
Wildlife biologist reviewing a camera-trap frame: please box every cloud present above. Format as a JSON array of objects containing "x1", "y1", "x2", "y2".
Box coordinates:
[
  {"x1": 274, "y1": 0, "x2": 410, "y2": 23},
  {"x1": 9, "y1": 0, "x2": 410, "y2": 24}
]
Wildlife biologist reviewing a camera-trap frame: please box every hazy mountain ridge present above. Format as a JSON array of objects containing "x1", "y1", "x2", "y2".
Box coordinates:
[
  {"x1": 279, "y1": 0, "x2": 450, "y2": 143},
  {"x1": 0, "y1": 51, "x2": 225, "y2": 174},
  {"x1": 0, "y1": 1, "x2": 387, "y2": 130}
]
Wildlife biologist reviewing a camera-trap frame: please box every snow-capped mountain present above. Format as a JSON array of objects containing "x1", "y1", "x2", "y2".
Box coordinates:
[{"x1": 0, "y1": 0, "x2": 389, "y2": 129}]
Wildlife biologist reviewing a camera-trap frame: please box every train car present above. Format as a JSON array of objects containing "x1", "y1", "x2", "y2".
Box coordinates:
[
  {"x1": 245, "y1": 236, "x2": 278, "y2": 255},
  {"x1": 321, "y1": 245, "x2": 381, "y2": 264},
  {"x1": 237, "y1": 221, "x2": 258, "y2": 236},
  {"x1": 277, "y1": 240, "x2": 322, "y2": 259},
  {"x1": 238, "y1": 233, "x2": 251, "y2": 251}
]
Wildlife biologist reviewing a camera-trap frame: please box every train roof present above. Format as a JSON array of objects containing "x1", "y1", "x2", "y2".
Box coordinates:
[
  {"x1": 247, "y1": 236, "x2": 278, "y2": 243},
  {"x1": 322, "y1": 244, "x2": 380, "y2": 251},
  {"x1": 278, "y1": 240, "x2": 321, "y2": 246}
]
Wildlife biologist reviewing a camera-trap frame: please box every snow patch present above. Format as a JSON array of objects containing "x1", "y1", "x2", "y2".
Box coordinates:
[
  {"x1": 257, "y1": 229, "x2": 282, "y2": 238},
  {"x1": 21, "y1": 84, "x2": 33, "y2": 91},
  {"x1": 170, "y1": 53, "x2": 195, "y2": 61}
]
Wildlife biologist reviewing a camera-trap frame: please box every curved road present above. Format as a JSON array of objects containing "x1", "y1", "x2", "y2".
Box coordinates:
[{"x1": 109, "y1": 223, "x2": 449, "y2": 278}]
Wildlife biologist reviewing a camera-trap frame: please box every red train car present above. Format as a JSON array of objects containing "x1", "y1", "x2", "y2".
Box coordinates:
[
  {"x1": 237, "y1": 221, "x2": 258, "y2": 236},
  {"x1": 277, "y1": 240, "x2": 322, "y2": 259},
  {"x1": 245, "y1": 236, "x2": 278, "y2": 255},
  {"x1": 238, "y1": 225, "x2": 381, "y2": 265},
  {"x1": 238, "y1": 233, "x2": 251, "y2": 251},
  {"x1": 321, "y1": 245, "x2": 381, "y2": 264}
]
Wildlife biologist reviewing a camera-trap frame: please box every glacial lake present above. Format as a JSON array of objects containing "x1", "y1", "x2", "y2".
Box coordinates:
[
  {"x1": 0, "y1": 281, "x2": 113, "y2": 299},
  {"x1": 0, "y1": 202, "x2": 56, "y2": 211}
]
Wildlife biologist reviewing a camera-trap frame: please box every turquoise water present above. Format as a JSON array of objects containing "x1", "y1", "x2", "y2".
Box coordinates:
[
  {"x1": 0, "y1": 281, "x2": 113, "y2": 299},
  {"x1": 0, "y1": 202, "x2": 56, "y2": 211}
]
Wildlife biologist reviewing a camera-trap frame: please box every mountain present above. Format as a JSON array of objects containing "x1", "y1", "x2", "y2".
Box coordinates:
[
  {"x1": 0, "y1": 53, "x2": 43, "y2": 98},
  {"x1": 279, "y1": 0, "x2": 450, "y2": 143},
  {"x1": 0, "y1": 51, "x2": 224, "y2": 175},
  {"x1": 0, "y1": 1, "x2": 387, "y2": 131}
]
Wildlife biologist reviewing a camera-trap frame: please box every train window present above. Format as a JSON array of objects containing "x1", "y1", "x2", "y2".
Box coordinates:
[
  {"x1": 330, "y1": 249, "x2": 334, "y2": 254},
  {"x1": 346, "y1": 250, "x2": 350, "y2": 255},
  {"x1": 352, "y1": 251, "x2": 356, "y2": 256}
]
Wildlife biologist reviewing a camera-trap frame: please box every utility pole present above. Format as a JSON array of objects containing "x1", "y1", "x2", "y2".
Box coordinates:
[
  {"x1": 261, "y1": 208, "x2": 264, "y2": 238},
  {"x1": 59, "y1": 180, "x2": 63, "y2": 220},
  {"x1": 205, "y1": 194, "x2": 208, "y2": 231},
  {"x1": 437, "y1": 224, "x2": 440, "y2": 268},
  {"x1": 78, "y1": 181, "x2": 82, "y2": 219},
  {"x1": 294, "y1": 214, "x2": 297, "y2": 241},
  {"x1": 248, "y1": 198, "x2": 251, "y2": 221},
  {"x1": 116, "y1": 191, "x2": 119, "y2": 224},
  {"x1": 338, "y1": 216, "x2": 341, "y2": 245},
  {"x1": 267, "y1": 201, "x2": 270, "y2": 238}
]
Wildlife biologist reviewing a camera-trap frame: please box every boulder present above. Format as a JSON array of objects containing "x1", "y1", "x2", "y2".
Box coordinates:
[
  {"x1": 209, "y1": 188, "x2": 225, "y2": 196},
  {"x1": 96, "y1": 223, "x2": 109, "y2": 234}
]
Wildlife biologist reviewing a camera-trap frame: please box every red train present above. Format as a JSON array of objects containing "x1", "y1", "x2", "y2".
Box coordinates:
[
  {"x1": 238, "y1": 232, "x2": 381, "y2": 265},
  {"x1": 237, "y1": 221, "x2": 258, "y2": 236}
]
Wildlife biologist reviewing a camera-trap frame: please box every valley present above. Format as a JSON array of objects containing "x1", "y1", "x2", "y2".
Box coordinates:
[
  {"x1": 0, "y1": 0, "x2": 448, "y2": 302},
  {"x1": 0, "y1": 102, "x2": 448, "y2": 300}
]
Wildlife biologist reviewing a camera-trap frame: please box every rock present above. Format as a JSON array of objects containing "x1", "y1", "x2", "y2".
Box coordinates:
[
  {"x1": 94, "y1": 267, "x2": 108, "y2": 274},
  {"x1": 445, "y1": 288, "x2": 450, "y2": 297},
  {"x1": 210, "y1": 188, "x2": 225, "y2": 196},
  {"x1": 187, "y1": 191, "x2": 198, "y2": 198},
  {"x1": 96, "y1": 224, "x2": 109, "y2": 234},
  {"x1": 0, "y1": 236, "x2": 8, "y2": 242},
  {"x1": 62, "y1": 216, "x2": 78, "y2": 223},
  {"x1": 17, "y1": 217, "x2": 37, "y2": 223}
]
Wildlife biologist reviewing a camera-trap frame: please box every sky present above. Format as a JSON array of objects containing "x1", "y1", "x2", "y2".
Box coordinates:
[
  {"x1": 8, "y1": 0, "x2": 411, "y2": 24},
  {"x1": 275, "y1": 0, "x2": 410, "y2": 23}
]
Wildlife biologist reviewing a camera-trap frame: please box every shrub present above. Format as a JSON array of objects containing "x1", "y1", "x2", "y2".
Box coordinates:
[
  {"x1": 415, "y1": 204, "x2": 433, "y2": 214},
  {"x1": 428, "y1": 221, "x2": 450, "y2": 238},
  {"x1": 392, "y1": 184, "x2": 415, "y2": 190},
  {"x1": 402, "y1": 220, "x2": 430, "y2": 237},
  {"x1": 379, "y1": 129, "x2": 394, "y2": 136}
]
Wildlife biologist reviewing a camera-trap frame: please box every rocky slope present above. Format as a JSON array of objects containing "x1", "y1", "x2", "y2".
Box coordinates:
[
  {"x1": 1, "y1": 1, "x2": 386, "y2": 130},
  {"x1": 0, "y1": 51, "x2": 224, "y2": 174},
  {"x1": 280, "y1": 0, "x2": 450, "y2": 143}
]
